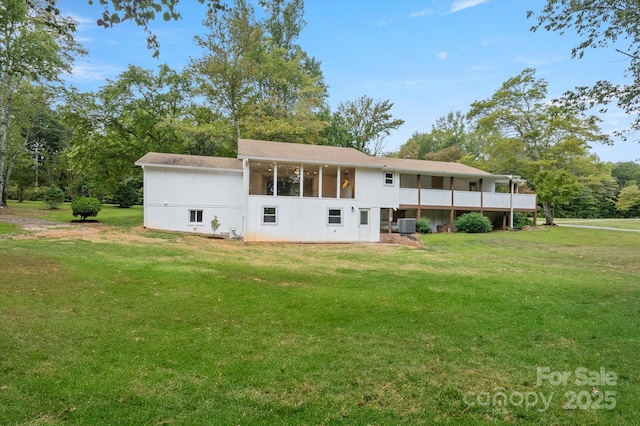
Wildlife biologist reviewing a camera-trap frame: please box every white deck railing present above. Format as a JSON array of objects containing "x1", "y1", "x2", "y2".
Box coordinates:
[{"x1": 399, "y1": 188, "x2": 536, "y2": 210}]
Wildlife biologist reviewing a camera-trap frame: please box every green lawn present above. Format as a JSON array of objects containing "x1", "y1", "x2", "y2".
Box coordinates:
[
  {"x1": 0, "y1": 200, "x2": 143, "y2": 228},
  {"x1": 1, "y1": 214, "x2": 639, "y2": 424},
  {"x1": 554, "y1": 218, "x2": 640, "y2": 231}
]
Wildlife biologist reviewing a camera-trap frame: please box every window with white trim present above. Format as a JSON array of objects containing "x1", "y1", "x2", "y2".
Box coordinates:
[
  {"x1": 189, "y1": 209, "x2": 203, "y2": 223},
  {"x1": 327, "y1": 208, "x2": 342, "y2": 225},
  {"x1": 384, "y1": 172, "x2": 394, "y2": 186},
  {"x1": 262, "y1": 206, "x2": 278, "y2": 225}
]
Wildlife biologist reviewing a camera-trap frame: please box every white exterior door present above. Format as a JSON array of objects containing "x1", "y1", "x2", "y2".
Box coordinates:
[{"x1": 358, "y1": 208, "x2": 370, "y2": 241}]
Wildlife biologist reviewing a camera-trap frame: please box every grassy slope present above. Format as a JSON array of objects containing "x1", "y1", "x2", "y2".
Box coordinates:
[{"x1": 0, "y1": 206, "x2": 638, "y2": 425}]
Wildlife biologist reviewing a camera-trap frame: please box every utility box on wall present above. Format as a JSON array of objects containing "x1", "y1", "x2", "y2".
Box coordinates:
[{"x1": 398, "y1": 218, "x2": 416, "y2": 234}]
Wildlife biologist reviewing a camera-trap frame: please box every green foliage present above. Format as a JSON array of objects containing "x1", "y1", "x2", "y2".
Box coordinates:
[
  {"x1": 210, "y1": 215, "x2": 220, "y2": 234},
  {"x1": 92, "y1": 0, "x2": 224, "y2": 58},
  {"x1": 397, "y1": 111, "x2": 475, "y2": 160},
  {"x1": 0, "y1": 0, "x2": 85, "y2": 206},
  {"x1": 616, "y1": 184, "x2": 640, "y2": 215},
  {"x1": 41, "y1": 186, "x2": 65, "y2": 209},
  {"x1": 71, "y1": 197, "x2": 101, "y2": 221},
  {"x1": 109, "y1": 178, "x2": 142, "y2": 208},
  {"x1": 535, "y1": 169, "x2": 580, "y2": 224},
  {"x1": 454, "y1": 212, "x2": 492, "y2": 233},
  {"x1": 415, "y1": 217, "x2": 432, "y2": 234},
  {"x1": 335, "y1": 95, "x2": 404, "y2": 155},
  {"x1": 191, "y1": 0, "x2": 328, "y2": 144},
  {"x1": 529, "y1": 1, "x2": 640, "y2": 139},
  {"x1": 512, "y1": 212, "x2": 531, "y2": 230}
]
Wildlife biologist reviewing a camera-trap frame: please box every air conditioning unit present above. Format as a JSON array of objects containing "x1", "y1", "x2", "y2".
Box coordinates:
[{"x1": 397, "y1": 218, "x2": 416, "y2": 234}]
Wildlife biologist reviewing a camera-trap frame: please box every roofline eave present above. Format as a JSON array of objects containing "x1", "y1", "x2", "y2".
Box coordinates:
[
  {"x1": 134, "y1": 162, "x2": 243, "y2": 173},
  {"x1": 239, "y1": 155, "x2": 385, "y2": 169}
]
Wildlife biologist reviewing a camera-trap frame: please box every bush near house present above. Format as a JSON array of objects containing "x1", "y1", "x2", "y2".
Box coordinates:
[
  {"x1": 455, "y1": 212, "x2": 492, "y2": 233},
  {"x1": 512, "y1": 212, "x2": 531, "y2": 230},
  {"x1": 71, "y1": 197, "x2": 102, "y2": 221},
  {"x1": 415, "y1": 217, "x2": 432, "y2": 233}
]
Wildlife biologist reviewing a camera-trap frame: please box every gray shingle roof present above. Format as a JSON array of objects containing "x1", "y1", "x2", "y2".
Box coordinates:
[
  {"x1": 238, "y1": 139, "x2": 375, "y2": 166},
  {"x1": 238, "y1": 139, "x2": 492, "y2": 176},
  {"x1": 136, "y1": 140, "x2": 496, "y2": 177},
  {"x1": 135, "y1": 152, "x2": 242, "y2": 170}
]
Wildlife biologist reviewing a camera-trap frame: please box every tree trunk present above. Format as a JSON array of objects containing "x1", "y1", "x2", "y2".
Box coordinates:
[
  {"x1": 0, "y1": 112, "x2": 8, "y2": 207},
  {"x1": 543, "y1": 202, "x2": 554, "y2": 225},
  {"x1": 0, "y1": 75, "x2": 17, "y2": 208}
]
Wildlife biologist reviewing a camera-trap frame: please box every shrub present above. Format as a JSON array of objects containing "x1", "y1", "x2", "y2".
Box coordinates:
[
  {"x1": 415, "y1": 217, "x2": 432, "y2": 234},
  {"x1": 211, "y1": 216, "x2": 220, "y2": 234},
  {"x1": 109, "y1": 178, "x2": 142, "y2": 208},
  {"x1": 455, "y1": 212, "x2": 492, "y2": 233},
  {"x1": 512, "y1": 212, "x2": 531, "y2": 230},
  {"x1": 42, "y1": 186, "x2": 66, "y2": 209},
  {"x1": 71, "y1": 197, "x2": 101, "y2": 221}
]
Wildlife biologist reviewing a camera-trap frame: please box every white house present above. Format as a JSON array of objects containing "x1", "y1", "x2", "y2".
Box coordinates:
[{"x1": 135, "y1": 139, "x2": 537, "y2": 242}]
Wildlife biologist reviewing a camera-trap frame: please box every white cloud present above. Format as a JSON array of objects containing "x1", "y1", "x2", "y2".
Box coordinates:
[
  {"x1": 410, "y1": 8, "x2": 433, "y2": 18},
  {"x1": 377, "y1": 17, "x2": 394, "y2": 27},
  {"x1": 67, "y1": 13, "x2": 93, "y2": 25},
  {"x1": 471, "y1": 64, "x2": 498, "y2": 72},
  {"x1": 437, "y1": 52, "x2": 448, "y2": 60},
  {"x1": 514, "y1": 55, "x2": 566, "y2": 67},
  {"x1": 64, "y1": 63, "x2": 124, "y2": 82},
  {"x1": 450, "y1": 0, "x2": 489, "y2": 13}
]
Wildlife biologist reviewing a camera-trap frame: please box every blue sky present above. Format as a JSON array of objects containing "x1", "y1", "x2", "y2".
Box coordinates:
[{"x1": 61, "y1": 0, "x2": 639, "y2": 163}]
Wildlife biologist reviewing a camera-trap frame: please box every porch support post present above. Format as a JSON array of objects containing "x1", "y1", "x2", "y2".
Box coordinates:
[
  {"x1": 502, "y1": 212, "x2": 507, "y2": 230},
  {"x1": 449, "y1": 176, "x2": 455, "y2": 232},
  {"x1": 449, "y1": 209, "x2": 454, "y2": 232},
  {"x1": 388, "y1": 208, "x2": 393, "y2": 233},
  {"x1": 417, "y1": 174, "x2": 421, "y2": 219},
  {"x1": 479, "y1": 178, "x2": 484, "y2": 213}
]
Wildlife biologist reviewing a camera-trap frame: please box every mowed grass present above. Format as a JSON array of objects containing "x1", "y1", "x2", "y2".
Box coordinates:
[
  {"x1": 554, "y1": 218, "x2": 640, "y2": 231},
  {"x1": 0, "y1": 211, "x2": 639, "y2": 424}
]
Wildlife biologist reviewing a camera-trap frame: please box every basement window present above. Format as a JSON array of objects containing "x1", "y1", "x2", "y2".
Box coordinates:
[
  {"x1": 262, "y1": 206, "x2": 278, "y2": 225},
  {"x1": 189, "y1": 209, "x2": 203, "y2": 224},
  {"x1": 327, "y1": 208, "x2": 343, "y2": 225}
]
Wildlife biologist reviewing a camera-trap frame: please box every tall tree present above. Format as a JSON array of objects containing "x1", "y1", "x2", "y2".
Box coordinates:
[
  {"x1": 61, "y1": 65, "x2": 202, "y2": 196},
  {"x1": 334, "y1": 95, "x2": 404, "y2": 155},
  {"x1": 468, "y1": 68, "x2": 611, "y2": 224},
  {"x1": 191, "y1": 0, "x2": 262, "y2": 140},
  {"x1": 397, "y1": 111, "x2": 476, "y2": 161},
  {"x1": 0, "y1": 0, "x2": 84, "y2": 206},
  {"x1": 529, "y1": 0, "x2": 640, "y2": 141},
  {"x1": 190, "y1": 0, "x2": 328, "y2": 144}
]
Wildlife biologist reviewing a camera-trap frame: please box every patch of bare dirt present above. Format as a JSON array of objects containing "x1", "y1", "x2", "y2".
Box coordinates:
[
  {"x1": 379, "y1": 233, "x2": 423, "y2": 247},
  {"x1": 3, "y1": 215, "x2": 423, "y2": 248}
]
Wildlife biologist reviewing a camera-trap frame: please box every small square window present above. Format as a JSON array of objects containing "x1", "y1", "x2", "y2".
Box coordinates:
[
  {"x1": 262, "y1": 206, "x2": 277, "y2": 225},
  {"x1": 189, "y1": 209, "x2": 203, "y2": 223},
  {"x1": 384, "y1": 172, "x2": 394, "y2": 186},
  {"x1": 327, "y1": 208, "x2": 342, "y2": 225}
]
